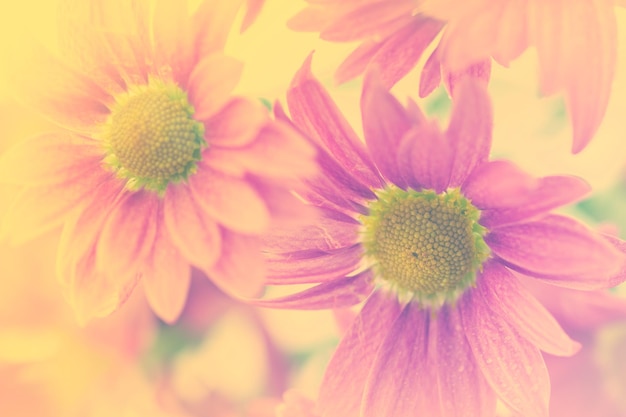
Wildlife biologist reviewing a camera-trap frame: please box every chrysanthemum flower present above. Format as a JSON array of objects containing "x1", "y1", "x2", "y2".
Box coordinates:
[
  {"x1": 289, "y1": 0, "x2": 625, "y2": 153},
  {"x1": 0, "y1": 0, "x2": 316, "y2": 324},
  {"x1": 259, "y1": 56, "x2": 626, "y2": 417}
]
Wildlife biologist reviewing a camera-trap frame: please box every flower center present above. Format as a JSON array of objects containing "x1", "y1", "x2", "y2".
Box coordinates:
[
  {"x1": 362, "y1": 187, "x2": 489, "y2": 308},
  {"x1": 103, "y1": 78, "x2": 205, "y2": 193}
]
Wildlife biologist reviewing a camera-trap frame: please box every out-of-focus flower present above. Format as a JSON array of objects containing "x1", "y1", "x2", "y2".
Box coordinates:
[
  {"x1": 290, "y1": 0, "x2": 625, "y2": 153},
  {"x1": 258, "y1": 56, "x2": 626, "y2": 417},
  {"x1": 0, "y1": 0, "x2": 317, "y2": 324}
]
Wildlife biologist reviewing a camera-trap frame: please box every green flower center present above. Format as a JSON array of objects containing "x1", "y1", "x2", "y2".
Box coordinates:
[
  {"x1": 103, "y1": 78, "x2": 205, "y2": 194},
  {"x1": 362, "y1": 187, "x2": 490, "y2": 308}
]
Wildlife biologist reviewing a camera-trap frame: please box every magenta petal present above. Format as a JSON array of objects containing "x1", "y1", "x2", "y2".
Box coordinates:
[
  {"x1": 266, "y1": 244, "x2": 363, "y2": 284},
  {"x1": 251, "y1": 270, "x2": 374, "y2": 310},
  {"x1": 318, "y1": 290, "x2": 402, "y2": 417},
  {"x1": 460, "y1": 292, "x2": 550, "y2": 417},
  {"x1": 434, "y1": 307, "x2": 497, "y2": 417},
  {"x1": 420, "y1": 47, "x2": 443, "y2": 97},
  {"x1": 462, "y1": 160, "x2": 538, "y2": 210},
  {"x1": 477, "y1": 261, "x2": 580, "y2": 356},
  {"x1": 445, "y1": 79, "x2": 493, "y2": 188},
  {"x1": 486, "y1": 214, "x2": 623, "y2": 289},
  {"x1": 397, "y1": 122, "x2": 452, "y2": 193},
  {"x1": 361, "y1": 70, "x2": 413, "y2": 187},
  {"x1": 443, "y1": 59, "x2": 492, "y2": 97},
  {"x1": 361, "y1": 302, "x2": 438, "y2": 417},
  {"x1": 336, "y1": 40, "x2": 384, "y2": 85},
  {"x1": 480, "y1": 175, "x2": 591, "y2": 228},
  {"x1": 287, "y1": 55, "x2": 381, "y2": 189}
]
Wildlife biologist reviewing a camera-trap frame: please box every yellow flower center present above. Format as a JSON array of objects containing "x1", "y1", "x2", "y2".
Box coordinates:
[
  {"x1": 362, "y1": 187, "x2": 489, "y2": 308},
  {"x1": 103, "y1": 78, "x2": 205, "y2": 193}
]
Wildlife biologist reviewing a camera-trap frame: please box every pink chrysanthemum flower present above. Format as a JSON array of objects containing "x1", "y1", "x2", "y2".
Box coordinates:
[
  {"x1": 290, "y1": 0, "x2": 625, "y2": 153},
  {"x1": 259, "y1": 56, "x2": 626, "y2": 417},
  {"x1": 0, "y1": 0, "x2": 316, "y2": 324}
]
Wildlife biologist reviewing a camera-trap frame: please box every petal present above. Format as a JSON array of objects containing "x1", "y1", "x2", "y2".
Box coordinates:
[
  {"x1": 434, "y1": 306, "x2": 497, "y2": 417},
  {"x1": 0, "y1": 133, "x2": 101, "y2": 186},
  {"x1": 241, "y1": 0, "x2": 265, "y2": 31},
  {"x1": 95, "y1": 190, "x2": 159, "y2": 278},
  {"x1": 267, "y1": 244, "x2": 364, "y2": 285},
  {"x1": 251, "y1": 270, "x2": 374, "y2": 310},
  {"x1": 335, "y1": 40, "x2": 384, "y2": 85},
  {"x1": 420, "y1": 47, "x2": 443, "y2": 97},
  {"x1": 462, "y1": 160, "x2": 538, "y2": 210},
  {"x1": 153, "y1": 0, "x2": 193, "y2": 84},
  {"x1": 203, "y1": 97, "x2": 269, "y2": 148},
  {"x1": 287, "y1": 54, "x2": 382, "y2": 189},
  {"x1": 318, "y1": 290, "x2": 402, "y2": 417},
  {"x1": 460, "y1": 292, "x2": 550, "y2": 417},
  {"x1": 163, "y1": 185, "x2": 222, "y2": 271},
  {"x1": 397, "y1": 122, "x2": 452, "y2": 193},
  {"x1": 480, "y1": 175, "x2": 591, "y2": 228},
  {"x1": 362, "y1": 302, "x2": 439, "y2": 417},
  {"x1": 207, "y1": 229, "x2": 265, "y2": 298},
  {"x1": 360, "y1": 70, "x2": 413, "y2": 187},
  {"x1": 142, "y1": 219, "x2": 191, "y2": 324},
  {"x1": 189, "y1": 166, "x2": 270, "y2": 234},
  {"x1": 445, "y1": 79, "x2": 493, "y2": 187},
  {"x1": 443, "y1": 59, "x2": 491, "y2": 97},
  {"x1": 192, "y1": 0, "x2": 245, "y2": 54},
  {"x1": 486, "y1": 214, "x2": 623, "y2": 289},
  {"x1": 188, "y1": 53, "x2": 243, "y2": 120},
  {"x1": 492, "y1": 0, "x2": 528, "y2": 66},
  {"x1": 477, "y1": 261, "x2": 580, "y2": 356},
  {"x1": 368, "y1": 16, "x2": 444, "y2": 88}
]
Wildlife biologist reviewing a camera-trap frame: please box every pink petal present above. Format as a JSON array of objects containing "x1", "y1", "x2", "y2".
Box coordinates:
[
  {"x1": 492, "y1": 0, "x2": 528, "y2": 66},
  {"x1": 188, "y1": 53, "x2": 243, "y2": 120},
  {"x1": 397, "y1": 121, "x2": 452, "y2": 193},
  {"x1": 189, "y1": 166, "x2": 270, "y2": 234},
  {"x1": 486, "y1": 214, "x2": 623, "y2": 289},
  {"x1": 287, "y1": 6, "x2": 331, "y2": 32},
  {"x1": 203, "y1": 97, "x2": 269, "y2": 148},
  {"x1": 163, "y1": 185, "x2": 222, "y2": 272},
  {"x1": 360, "y1": 70, "x2": 413, "y2": 187},
  {"x1": 336, "y1": 40, "x2": 384, "y2": 85},
  {"x1": 241, "y1": 0, "x2": 265, "y2": 31},
  {"x1": 266, "y1": 244, "x2": 363, "y2": 285},
  {"x1": 369, "y1": 16, "x2": 445, "y2": 88},
  {"x1": 419, "y1": 47, "x2": 443, "y2": 97},
  {"x1": 320, "y1": 0, "x2": 413, "y2": 42},
  {"x1": 445, "y1": 79, "x2": 493, "y2": 188},
  {"x1": 192, "y1": 0, "x2": 246, "y2": 55},
  {"x1": 462, "y1": 160, "x2": 538, "y2": 210},
  {"x1": 362, "y1": 302, "x2": 439, "y2": 417},
  {"x1": 480, "y1": 175, "x2": 591, "y2": 228},
  {"x1": 318, "y1": 290, "x2": 402, "y2": 417},
  {"x1": 251, "y1": 270, "x2": 374, "y2": 310},
  {"x1": 477, "y1": 261, "x2": 580, "y2": 356},
  {"x1": 141, "y1": 219, "x2": 191, "y2": 324},
  {"x1": 287, "y1": 54, "x2": 382, "y2": 189},
  {"x1": 153, "y1": 0, "x2": 193, "y2": 84},
  {"x1": 206, "y1": 229, "x2": 265, "y2": 298},
  {"x1": 95, "y1": 190, "x2": 159, "y2": 279},
  {"x1": 460, "y1": 292, "x2": 550, "y2": 417},
  {"x1": 443, "y1": 59, "x2": 491, "y2": 97},
  {"x1": 434, "y1": 306, "x2": 497, "y2": 417},
  {"x1": 0, "y1": 133, "x2": 101, "y2": 186}
]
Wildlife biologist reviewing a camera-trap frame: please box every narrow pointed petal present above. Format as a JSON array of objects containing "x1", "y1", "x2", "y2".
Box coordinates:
[
  {"x1": 434, "y1": 307, "x2": 497, "y2": 417},
  {"x1": 486, "y1": 214, "x2": 623, "y2": 289},
  {"x1": 318, "y1": 290, "x2": 402, "y2": 417},
  {"x1": 443, "y1": 59, "x2": 491, "y2": 97},
  {"x1": 241, "y1": 0, "x2": 265, "y2": 31},
  {"x1": 397, "y1": 122, "x2": 452, "y2": 193},
  {"x1": 477, "y1": 261, "x2": 580, "y2": 356},
  {"x1": 153, "y1": 0, "x2": 192, "y2": 83},
  {"x1": 480, "y1": 175, "x2": 591, "y2": 228},
  {"x1": 420, "y1": 47, "x2": 443, "y2": 97},
  {"x1": 287, "y1": 54, "x2": 382, "y2": 189},
  {"x1": 361, "y1": 70, "x2": 413, "y2": 187},
  {"x1": 192, "y1": 0, "x2": 245, "y2": 54},
  {"x1": 336, "y1": 40, "x2": 384, "y2": 85},
  {"x1": 207, "y1": 229, "x2": 265, "y2": 298},
  {"x1": 142, "y1": 220, "x2": 191, "y2": 324},
  {"x1": 267, "y1": 244, "x2": 364, "y2": 284},
  {"x1": 164, "y1": 185, "x2": 222, "y2": 271},
  {"x1": 189, "y1": 166, "x2": 270, "y2": 234},
  {"x1": 188, "y1": 53, "x2": 243, "y2": 120},
  {"x1": 445, "y1": 80, "x2": 493, "y2": 187},
  {"x1": 362, "y1": 303, "x2": 438, "y2": 417},
  {"x1": 462, "y1": 160, "x2": 538, "y2": 209},
  {"x1": 0, "y1": 133, "x2": 100, "y2": 186},
  {"x1": 460, "y1": 292, "x2": 550, "y2": 417},
  {"x1": 252, "y1": 270, "x2": 374, "y2": 310},
  {"x1": 96, "y1": 191, "x2": 159, "y2": 278}
]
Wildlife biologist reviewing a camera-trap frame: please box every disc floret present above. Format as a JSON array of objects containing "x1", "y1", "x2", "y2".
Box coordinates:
[
  {"x1": 362, "y1": 187, "x2": 490, "y2": 309},
  {"x1": 103, "y1": 77, "x2": 206, "y2": 194}
]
